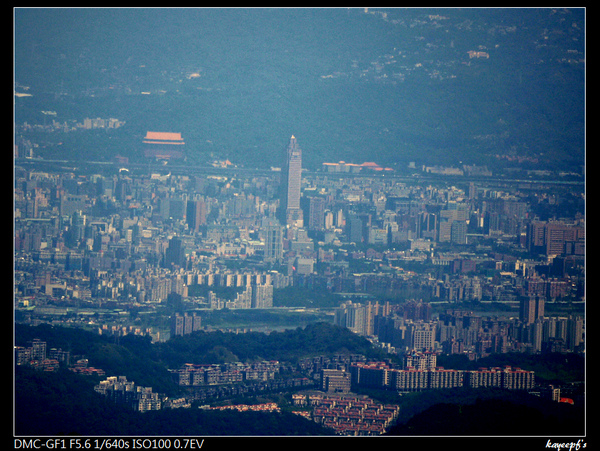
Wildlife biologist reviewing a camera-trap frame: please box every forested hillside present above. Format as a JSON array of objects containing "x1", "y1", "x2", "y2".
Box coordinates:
[
  {"x1": 15, "y1": 366, "x2": 332, "y2": 435},
  {"x1": 15, "y1": 322, "x2": 382, "y2": 394},
  {"x1": 15, "y1": 323, "x2": 585, "y2": 436},
  {"x1": 155, "y1": 322, "x2": 382, "y2": 366},
  {"x1": 15, "y1": 322, "x2": 370, "y2": 435}
]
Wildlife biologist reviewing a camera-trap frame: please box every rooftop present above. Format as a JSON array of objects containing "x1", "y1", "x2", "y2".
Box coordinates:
[{"x1": 143, "y1": 131, "x2": 185, "y2": 144}]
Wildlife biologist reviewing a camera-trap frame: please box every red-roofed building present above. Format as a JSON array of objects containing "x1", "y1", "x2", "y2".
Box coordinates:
[{"x1": 143, "y1": 131, "x2": 185, "y2": 159}]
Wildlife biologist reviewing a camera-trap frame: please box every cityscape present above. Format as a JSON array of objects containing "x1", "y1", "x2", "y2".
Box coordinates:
[{"x1": 14, "y1": 7, "x2": 584, "y2": 441}]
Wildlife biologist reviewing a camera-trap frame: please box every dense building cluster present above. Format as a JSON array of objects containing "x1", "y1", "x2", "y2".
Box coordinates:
[
  {"x1": 335, "y1": 299, "x2": 584, "y2": 358},
  {"x1": 15, "y1": 338, "x2": 106, "y2": 376},
  {"x1": 14, "y1": 7, "x2": 585, "y2": 437},
  {"x1": 292, "y1": 392, "x2": 400, "y2": 436},
  {"x1": 350, "y1": 361, "x2": 535, "y2": 392},
  {"x1": 14, "y1": 136, "x2": 584, "y2": 391},
  {"x1": 15, "y1": 131, "x2": 584, "y2": 333}
]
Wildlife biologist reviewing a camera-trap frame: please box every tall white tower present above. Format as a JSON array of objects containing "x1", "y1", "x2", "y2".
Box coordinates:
[{"x1": 280, "y1": 135, "x2": 303, "y2": 227}]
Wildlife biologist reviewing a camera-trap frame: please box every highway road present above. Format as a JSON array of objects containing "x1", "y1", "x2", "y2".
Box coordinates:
[{"x1": 15, "y1": 157, "x2": 585, "y2": 188}]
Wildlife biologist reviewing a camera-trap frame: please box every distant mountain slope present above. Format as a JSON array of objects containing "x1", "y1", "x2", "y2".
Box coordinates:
[{"x1": 15, "y1": 8, "x2": 584, "y2": 170}]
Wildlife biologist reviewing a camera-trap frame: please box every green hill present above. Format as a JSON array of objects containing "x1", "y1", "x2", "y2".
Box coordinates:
[
  {"x1": 16, "y1": 322, "x2": 365, "y2": 435},
  {"x1": 15, "y1": 322, "x2": 383, "y2": 395},
  {"x1": 155, "y1": 322, "x2": 382, "y2": 366},
  {"x1": 15, "y1": 366, "x2": 332, "y2": 435}
]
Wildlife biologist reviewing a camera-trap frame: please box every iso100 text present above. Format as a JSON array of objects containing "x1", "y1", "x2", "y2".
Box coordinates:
[{"x1": 14, "y1": 439, "x2": 204, "y2": 450}]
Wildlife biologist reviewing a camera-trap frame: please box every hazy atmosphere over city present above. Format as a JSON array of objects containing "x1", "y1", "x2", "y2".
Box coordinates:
[{"x1": 14, "y1": 7, "x2": 585, "y2": 444}]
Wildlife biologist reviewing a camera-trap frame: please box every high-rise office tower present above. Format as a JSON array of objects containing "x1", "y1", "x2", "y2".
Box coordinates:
[
  {"x1": 451, "y1": 220, "x2": 467, "y2": 244},
  {"x1": 348, "y1": 214, "x2": 363, "y2": 243},
  {"x1": 308, "y1": 196, "x2": 326, "y2": 231},
  {"x1": 165, "y1": 236, "x2": 185, "y2": 268},
  {"x1": 280, "y1": 135, "x2": 303, "y2": 227},
  {"x1": 519, "y1": 295, "x2": 545, "y2": 325},
  {"x1": 264, "y1": 222, "x2": 283, "y2": 263},
  {"x1": 186, "y1": 199, "x2": 207, "y2": 233}
]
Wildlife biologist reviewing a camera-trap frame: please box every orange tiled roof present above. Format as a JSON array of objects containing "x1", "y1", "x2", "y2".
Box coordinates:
[
  {"x1": 145, "y1": 131, "x2": 183, "y2": 141},
  {"x1": 143, "y1": 132, "x2": 184, "y2": 144}
]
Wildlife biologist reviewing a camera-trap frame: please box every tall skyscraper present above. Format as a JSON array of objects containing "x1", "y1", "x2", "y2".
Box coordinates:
[{"x1": 280, "y1": 135, "x2": 303, "y2": 227}]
